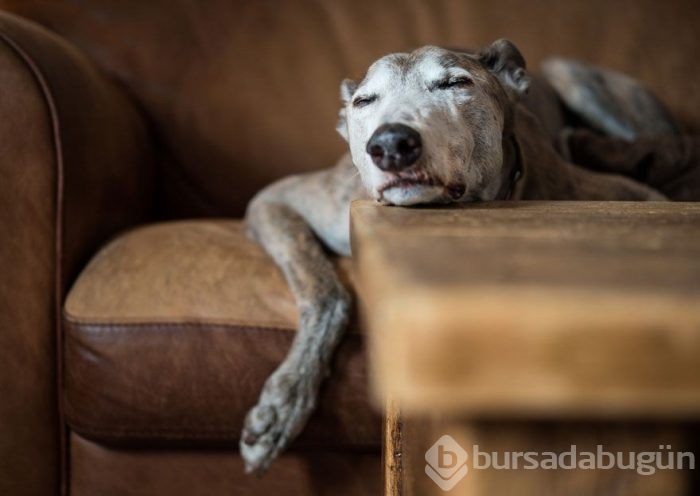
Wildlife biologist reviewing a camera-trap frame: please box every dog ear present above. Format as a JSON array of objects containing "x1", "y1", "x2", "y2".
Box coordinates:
[
  {"x1": 478, "y1": 39, "x2": 530, "y2": 96},
  {"x1": 340, "y1": 78, "x2": 358, "y2": 105},
  {"x1": 336, "y1": 108, "x2": 349, "y2": 141},
  {"x1": 337, "y1": 79, "x2": 357, "y2": 141}
]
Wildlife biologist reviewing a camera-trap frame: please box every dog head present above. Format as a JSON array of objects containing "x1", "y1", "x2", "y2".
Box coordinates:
[{"x1": 337, "y1": 39, "x2": 529, "y2": 205}]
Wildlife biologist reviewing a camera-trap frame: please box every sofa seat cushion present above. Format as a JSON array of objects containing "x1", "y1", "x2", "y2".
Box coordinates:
[{"x1": 63, "y1": 220, "x2": 379, "y2": 448}]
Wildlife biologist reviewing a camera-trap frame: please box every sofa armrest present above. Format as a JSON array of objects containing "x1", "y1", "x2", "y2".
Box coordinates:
[{"x1": 0, "y1": 13, "x2": 155, "y2": 496}]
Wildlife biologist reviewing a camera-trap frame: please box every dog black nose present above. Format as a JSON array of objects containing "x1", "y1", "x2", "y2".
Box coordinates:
[{"x1": 366, "y1": 123, "x2": 422, "y2": 171}]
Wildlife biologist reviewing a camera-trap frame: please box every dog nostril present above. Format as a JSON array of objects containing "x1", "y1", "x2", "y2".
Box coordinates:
[
  {"x1": 397, "y1": 137, "x2": 420, "y2": 155},
  {"x1": 368, "y1": 144, "x2": 384, "y2": 160}
]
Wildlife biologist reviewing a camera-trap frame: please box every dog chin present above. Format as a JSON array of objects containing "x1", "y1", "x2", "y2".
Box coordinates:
[{"x1": 379, "y1": 184, "x2": 446, "y2": 206}]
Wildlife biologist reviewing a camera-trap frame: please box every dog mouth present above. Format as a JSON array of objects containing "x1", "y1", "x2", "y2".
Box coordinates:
[
  {"x1": 377, "y1": 170, "x2": 438, "y2": 195},
  {"x1": 377, "y1": 170, "x2": 466, "y2": 202}
]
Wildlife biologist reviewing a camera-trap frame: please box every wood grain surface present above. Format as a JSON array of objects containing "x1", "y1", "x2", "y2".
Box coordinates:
[
  {"x1": 353, "y1": 201, "x2": 699, "y2": 495},
  {"x1": 352, "y1": 201, "x2": 700, "y2": 417}
]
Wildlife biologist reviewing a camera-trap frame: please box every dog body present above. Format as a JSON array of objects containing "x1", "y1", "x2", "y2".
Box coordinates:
[{"x1": 240, "y1": 41, "x2": 668, "y2": 472}]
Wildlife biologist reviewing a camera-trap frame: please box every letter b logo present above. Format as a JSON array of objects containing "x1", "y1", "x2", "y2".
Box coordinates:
[
  {"x1": 438, "y1": 444, "x2": 457, "y2": 468},
  {"x1": 425, "y1": 435, "x2": 469, "y2": 490}
]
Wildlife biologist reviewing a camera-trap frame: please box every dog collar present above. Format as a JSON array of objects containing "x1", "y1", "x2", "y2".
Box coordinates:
[{"x1": 505, "y1": 136, "x2": 526, "y2": 200}]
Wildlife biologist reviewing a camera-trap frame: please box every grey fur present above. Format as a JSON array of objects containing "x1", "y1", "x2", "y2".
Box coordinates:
[{"x1": 542, "y1": 58, "x2": 679, "y2": 140}]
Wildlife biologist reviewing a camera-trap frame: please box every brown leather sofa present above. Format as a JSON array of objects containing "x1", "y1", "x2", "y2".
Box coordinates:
[{"x1": 0, "y1": 1, "x2": 698, "y2": 495}]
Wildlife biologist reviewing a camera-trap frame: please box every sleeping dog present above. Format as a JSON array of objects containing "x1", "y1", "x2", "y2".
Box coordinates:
[{"x1": 240, "y1": 39, "x2": 671, "y2": 473}]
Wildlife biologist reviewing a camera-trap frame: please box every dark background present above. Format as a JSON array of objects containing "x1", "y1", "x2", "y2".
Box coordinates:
[{"x1": 4, "y1": 0, "x2": 698, "y2": 216}]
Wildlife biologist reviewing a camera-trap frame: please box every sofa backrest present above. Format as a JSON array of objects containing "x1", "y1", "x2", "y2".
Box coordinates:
[{"x1": 4, "y1": 0, "x2": 699, "y2": 216}]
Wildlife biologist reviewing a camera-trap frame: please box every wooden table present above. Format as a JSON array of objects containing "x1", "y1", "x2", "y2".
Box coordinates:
[{"x1": 351, "y1": 201, "x2": 700, "y2": 496}]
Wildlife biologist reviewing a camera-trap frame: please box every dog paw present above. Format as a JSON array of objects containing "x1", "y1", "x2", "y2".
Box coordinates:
[{"x1": 240, "y1": 368, "x2": 320, "y2": 475}]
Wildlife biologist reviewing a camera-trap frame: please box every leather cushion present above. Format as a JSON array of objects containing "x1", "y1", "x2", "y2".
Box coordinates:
[
  {"x1": 63, "y1": 220, "x2": 379, "y2": 448},
  {"x1": 70, "y1": 433, "x2": 380, "y2": 496}
]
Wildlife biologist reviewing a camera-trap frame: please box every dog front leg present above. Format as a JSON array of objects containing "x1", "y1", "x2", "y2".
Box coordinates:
[{"x1": 240, "y1": 200, "x2": 351, "y2": 474}]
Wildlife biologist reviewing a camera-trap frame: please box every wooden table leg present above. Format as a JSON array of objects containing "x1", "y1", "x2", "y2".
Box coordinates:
[{"x1": 383, "y1": 398, "x2": 403, "y2": 496}]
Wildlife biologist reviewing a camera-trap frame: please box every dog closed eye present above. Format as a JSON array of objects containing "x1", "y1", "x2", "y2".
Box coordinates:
[
  {"x1": 352, "y1": 94, "x2": 379, "y2": 108},
  {"x1": 432, "y1": 76, "x2": 473, "y2": 91}
]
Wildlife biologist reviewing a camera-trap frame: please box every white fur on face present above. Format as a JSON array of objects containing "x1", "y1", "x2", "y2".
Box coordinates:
[{"x1": 343, "y1": 47, "x2": 506, "y2": 205}]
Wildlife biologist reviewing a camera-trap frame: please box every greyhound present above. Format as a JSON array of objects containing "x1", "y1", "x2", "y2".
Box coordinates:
[{"x1": 240, "y1": 39, "x2": 673, "y2": 473}]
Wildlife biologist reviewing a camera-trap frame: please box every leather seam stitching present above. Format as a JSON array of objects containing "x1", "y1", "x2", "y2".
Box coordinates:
[
  {"x1": 68, "y1": 422, "x2": 378, "y2": 445},
  {"x1": 64, "y1": 320, "x2": 298, "y2": 332}
]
